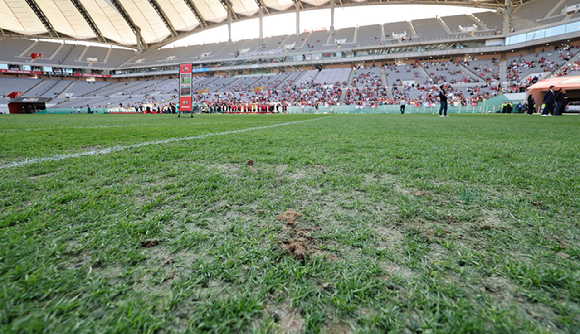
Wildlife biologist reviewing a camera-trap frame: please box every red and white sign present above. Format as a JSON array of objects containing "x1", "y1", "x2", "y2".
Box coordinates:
[
  {"x1": 471, "y1": 102, "x2": 478, "y2": 106},
  {"x1": 0, "y1": 69, "x2": 110, "y2": 78},
  {"x1": 0, "y1": 69, "x2": 41, "y2": 74},
  {"x1": 179, "y1": 63, "x2": 192, "y2": 112},
  {"x1": 73, "y1": 73, "x2": 112, "y2": 78}
]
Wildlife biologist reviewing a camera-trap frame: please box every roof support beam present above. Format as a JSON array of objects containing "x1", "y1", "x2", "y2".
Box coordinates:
[
  {"x1": 69, "y1": 0, "x2": 106, "y2": 43},
  {"x1": 219, "y1": 0, "x2": 237, "y2": 43},
  {"x1": 227, "y1": 4, "x2": 232, "y2": 43},
  {"x1": 147, "y1": 0, "x2": 178, "y2": 37},
  {"x1": 330, "y1": 0, "x2": 335, "y2": 33},
  {"x1": 258, "y1": 7, "x2": 263, "y2": 40},
  {"x1": 503, "y1": 0, "x2": 512, "y2": 33},
  {"x1": 183, "y1": 0, "x2": 207, "y2": 27},
  {"x1": 254, "y1": 0, "x2": 269, "y2": 14},
  {"x1": 255, "y1": 0, "x2": 267, "y2": 40},
  {"x1": 219, "y1": 0, "x2": 238, "y2": 21},
  {"x1": 294, "y1": 0, "x2": 301, "y2": 35},
  {"x1": 25, "y1": 0, "x2": 59, "y2": 38},
  {"x1": 108, "y1": 0, "x2": 147, "y2": 48}
]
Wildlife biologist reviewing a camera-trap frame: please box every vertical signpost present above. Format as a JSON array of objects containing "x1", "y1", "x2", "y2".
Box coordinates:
[{"x1": 179, "y1": 64, "x2": 192, "y2": 117}]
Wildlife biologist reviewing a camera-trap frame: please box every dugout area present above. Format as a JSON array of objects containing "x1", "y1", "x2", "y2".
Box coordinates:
[
  {"x1": 527, "y1": 76, "x2": 580, "y2": 109},
  {"x1": 8, "y1": 96, "x2": 50, "y2": 114}
]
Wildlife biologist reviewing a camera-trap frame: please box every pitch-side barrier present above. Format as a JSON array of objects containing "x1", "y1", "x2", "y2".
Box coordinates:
[{"x1": 287, "y1": 105, "x2": 508, "y2": 114}]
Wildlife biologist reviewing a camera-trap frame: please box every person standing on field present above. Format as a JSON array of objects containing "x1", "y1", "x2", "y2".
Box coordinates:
[
  {"x1": 400, "y1": 98, "x2": 406, "y2": 114},
  {"x1": 554, "y1": 88, "x2": 568, "y2": 116},
  {"x1": 438, "y1": 85, "x2": 448, "y2": 117},
  {"x1": 527, "y1": 94, "x2": 535, "y2": 115},
  {"x1": 542, "y1": 86, "x2": 555, "y2": 116}
]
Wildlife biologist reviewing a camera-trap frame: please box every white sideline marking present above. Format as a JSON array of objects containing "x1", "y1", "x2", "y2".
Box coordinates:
[{"x1": 0, "y1": 117, "x2": 330, "y2": 169}]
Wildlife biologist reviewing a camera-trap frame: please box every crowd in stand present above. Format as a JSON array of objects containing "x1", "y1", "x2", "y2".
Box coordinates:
[
  {"x1": 51, "y1": 45, "x2": 580, "y2": 112},
  {"x1": 554, "y1": 60, "x2": 580, "y2": 77}
]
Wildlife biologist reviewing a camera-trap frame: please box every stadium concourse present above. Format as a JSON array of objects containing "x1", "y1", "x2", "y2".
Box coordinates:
[{"x1": 1, "y1": 0, "x2": 580, "y2": 113}]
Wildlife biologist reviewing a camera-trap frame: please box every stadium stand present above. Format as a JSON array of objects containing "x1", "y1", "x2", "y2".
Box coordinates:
[
  {"x1": 442, "y1": 15, "x2": 482, "y2": 33},
  {"x1": 355, "y1": 24, "x2": 383, "y2": 47},
  {"x1": 510, "y1": 0, "x2": 561, "y2": 31},
  {"x1": 23, "y1": 42, "x2": 61, "y2": 60},
  {"x1": 472, "y1": 12, "x2": 503, "y2": 32},
  {"x1": 312, "y1": 68, "x2": 350, "y2": 86},
  {"x1": 303, "y1": 30, "x2": 330, "y2": 51},
  {"x1": 383, "y1": 22, "x2": 411, "y2": 39},
  {"x1": 422, "y1": 61, "x2": 480, "y2": 84},
  {"x1": 462, "y1": 59, "x2": 501, "y2": 82},
  {"x1": 350, "y1": 67, "x2": 382, "y2": 88},
  {"x1": 295, "y1": 70, "x2": 318, "y2": 87},
  {"x1": 65, "y1": 81, "x2": 112, "y2": 97},
  {"x1": 385, "y1": 64, "x2": 428, "y2": 87},
  {"x1": 412, "y1": 18, "x2": 449, "y2": 40},
  {"x1": 258, "y1": 35, "x2": 290, "y2": 52},
  {"x1": 0, "y1": 77, "x2": 42, "y2": 97},
  {"x1": 330, "y1": 27, "x2": 356, "y2": 45},
  {"x1": 283, "y1": 32, "x2": 311, "y2": 50},
  {"x1": 83, "y1": 47, "x2": 109, "y2": 63}
]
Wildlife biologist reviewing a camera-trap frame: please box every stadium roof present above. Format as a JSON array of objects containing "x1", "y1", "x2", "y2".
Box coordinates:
[{"x1": 0, "y1": 0, "x2": 527, "y2": 47}]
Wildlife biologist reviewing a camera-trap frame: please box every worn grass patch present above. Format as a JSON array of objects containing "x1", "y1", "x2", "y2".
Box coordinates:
[{"x1": 0, "y1": 113, "x2": 579, "y2": 333}]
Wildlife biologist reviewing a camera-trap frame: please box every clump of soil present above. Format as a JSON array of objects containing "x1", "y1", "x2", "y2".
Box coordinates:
[
  {"x1": 141, "y1": 240, "x2": 160, "y2": 248},
  {"x1": 275, "y1": 209, "x2": 332, "y2": 261},
  {"x1": 445, "y1": 215, "x2": 457, "y2": 225},
  {"x1": 247, "y1": 159, "x2": 254, "y2": 166},
  {"x1": 282, "y1": 240, "x2": 308, "y2": 260},
  {"x1": 276, "y1": 209, "x2": 302, "y2": 224},
  {"x1": 411, "y1": 191, "x2": 427, "y2": 197}
]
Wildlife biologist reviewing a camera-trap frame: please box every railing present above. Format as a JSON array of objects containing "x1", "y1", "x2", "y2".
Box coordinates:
[
  {"x1": 35, "y1": 104, "x2": 517, "y2": 115},
  {"x1": 36, "y1": 108, "x2": 110, "y2": 114},
  {"x1": 287, "y1": 104, "x2": 508, "y2": 114}
]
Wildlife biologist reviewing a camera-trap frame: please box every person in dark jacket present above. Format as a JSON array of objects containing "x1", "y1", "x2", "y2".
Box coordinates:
[
  {"x1": 542, "y1": 86, "x2": 555, "y2": 116},
  {"x1": 554, "y1": 88, "x2": 568, "y2": 116},
  {"x1": 438, "y1": 85, "x2": 448, "y2": 117},
  {"x1": 527, "y1": 94, "x2": 535, "y2": 115}
]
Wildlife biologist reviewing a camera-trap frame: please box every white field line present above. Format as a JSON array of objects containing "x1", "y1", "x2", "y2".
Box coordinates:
[
  {"x1": 0, "y1": 117, "x2": 330, "y2": 169},
  {"x1": 0, "y1": 123, "x2": 207, "y2": 132}
]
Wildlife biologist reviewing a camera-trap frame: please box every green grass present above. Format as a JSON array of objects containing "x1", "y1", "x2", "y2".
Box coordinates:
[{"x1": 1, "y1": 113, "x2": 579, "y2": 333}]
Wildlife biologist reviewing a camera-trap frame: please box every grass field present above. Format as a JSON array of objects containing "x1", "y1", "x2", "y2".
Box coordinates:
[{"x1": 1, "y1": 113, "x2": 579, "y2": 333}]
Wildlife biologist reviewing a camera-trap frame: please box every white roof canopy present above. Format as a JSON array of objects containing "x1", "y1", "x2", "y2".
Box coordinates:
[{"x1": 0, "y1": 0, "x2": 518, "y2": 46}]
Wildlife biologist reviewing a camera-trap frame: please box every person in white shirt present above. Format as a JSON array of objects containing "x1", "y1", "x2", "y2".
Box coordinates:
[{"x1": 400, "y1": 98, "x2": 407, "y2": 114}]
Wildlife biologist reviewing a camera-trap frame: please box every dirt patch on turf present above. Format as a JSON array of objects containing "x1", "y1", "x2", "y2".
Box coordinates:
[
  {"x1": 267, "y1": 302, "x2": 305, "y2": 334},
  {"x1": 383, "y1": 262, "x2": 416, "y2": 281},
  {"x1": 321, "y1": 321, "x2": 352, "y2": 334},
  {"x1": 275, "y1": 209, "x2": 337, "y2": 261},
  {"x1": 141, "y1": 240, "x2": 160, "y2": 248},
  {"x1": 276, "y1": 209, "x2": 302, "y2": 224}
]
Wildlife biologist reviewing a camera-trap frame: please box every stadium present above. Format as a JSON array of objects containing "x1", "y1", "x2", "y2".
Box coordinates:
[{"x1": 1, "y1": 0, "x2": 580, "y2": 332}]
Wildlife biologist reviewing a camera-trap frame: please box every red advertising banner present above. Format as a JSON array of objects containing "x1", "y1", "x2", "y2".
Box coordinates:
[
  {"x1": 0, "y1": 69, "x2": 110, "y2": 77},
  {"x1": 179, "y1": 64, "x2": 192, "y2": 112},
  {"x1": 0, "y1": 69, "x2": 42, "y2": 74},
  {"x1": 73, "y1": 73, "x2": 112, "y2": 78}
]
